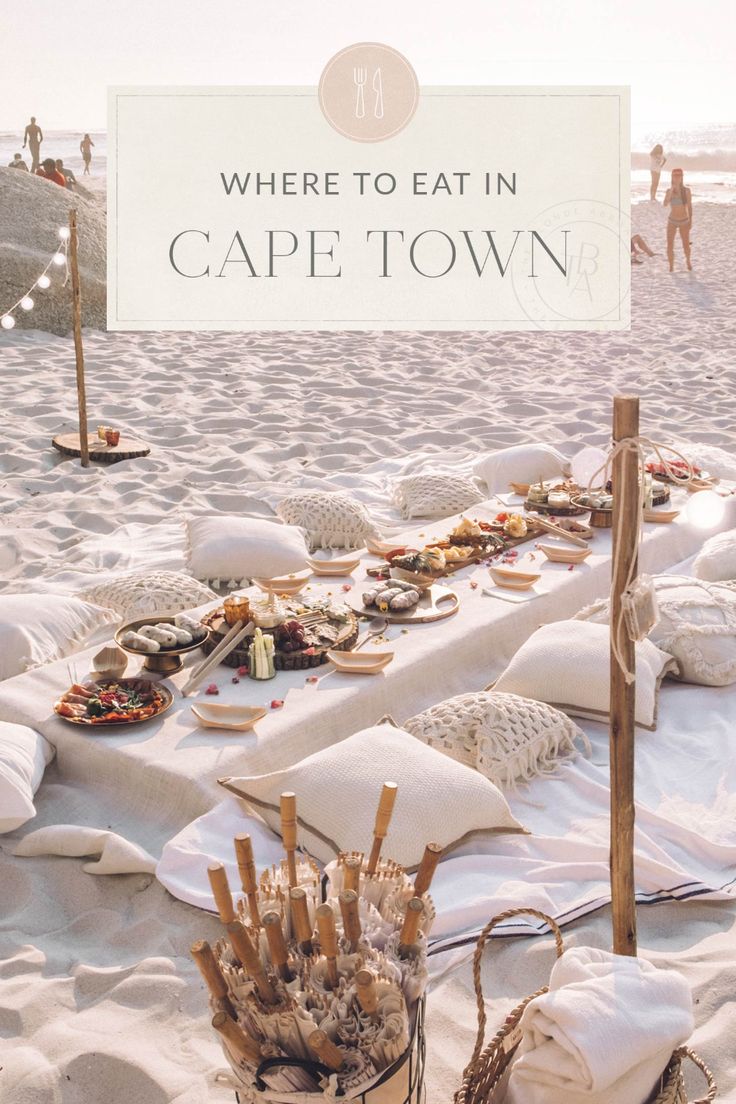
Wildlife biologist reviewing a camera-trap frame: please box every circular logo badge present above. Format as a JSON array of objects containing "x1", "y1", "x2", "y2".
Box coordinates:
[{"x1": 319, "y1": 43, "x2": 419, "y2": 143}]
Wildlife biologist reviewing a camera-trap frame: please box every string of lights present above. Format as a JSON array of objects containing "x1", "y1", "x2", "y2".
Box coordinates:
[{"x1": 0, "y1": 226, "x2": 71, "y2": 330}]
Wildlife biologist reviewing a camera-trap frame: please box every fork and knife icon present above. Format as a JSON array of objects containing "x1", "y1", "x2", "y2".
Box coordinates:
[{"x1": 353, "y1": 67, "x2": 384, "y2": 119}]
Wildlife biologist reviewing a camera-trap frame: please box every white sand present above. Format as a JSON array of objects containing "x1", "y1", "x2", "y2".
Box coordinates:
[{"x1": 1, "y1": 195, "x2": 736, "y2": 1101}]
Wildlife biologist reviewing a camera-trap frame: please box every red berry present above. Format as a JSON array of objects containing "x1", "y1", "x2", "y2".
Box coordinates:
[
  {"x1": 270, "y1": 699, "x2": 284, "y2": 709},
  {"x1": 306, "y1": 675, "x2": 319, "y2": 683},
  {"x1": 237, "y1": 666, "x2": 248, "y2": 677},
  {"x1": 205, "y1": 684, "x2": 219, "y2": 695},
  {"x1": 232, "y1": 676, "x2": 240, "y2": 684}
]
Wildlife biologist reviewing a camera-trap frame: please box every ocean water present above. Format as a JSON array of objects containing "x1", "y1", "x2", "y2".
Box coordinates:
[{"x1": 2, "y1": 127, "x2": 734, "y2": 202}]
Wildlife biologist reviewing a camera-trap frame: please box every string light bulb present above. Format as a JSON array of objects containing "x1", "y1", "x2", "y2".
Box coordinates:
[
  {"x1": 36, "y1": 275, "x2": 51, "y2": 290},
  {"x1": 58, "y1": 226, "x2": 71, "y2": 241},
  {"x1": 52, "y1": 252, "x2": 66, "y2": 266},
  {"x1": 685, "y1": 489, "x2": 726, "y2": 530},
  {"x1": 1, "y1": 315, "x2": 16, "y2": 330},
  {"x1": 20, "y1": 296, "x2": 34, "y2": 311}
]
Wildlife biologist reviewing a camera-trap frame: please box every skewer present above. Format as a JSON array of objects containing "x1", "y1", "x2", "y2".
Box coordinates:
[
  {"x1": 308, "y1": 1030, "x2": 344, "y2": 1072},
  {"x1": 190, "y1": 939, "x2": 235, "y2": 1018},
  {"x1": 226, "y1": 919, "x2": 277, "y2": 1005},
  {"x1": 338, "y1": 890, "x2": 361, "y2": 952},
  {"x1": 182, "y1": 619, "x2": 255, "y2": 696},
  {"x1": 316, "y1": 904, "x2": 339, "y2": 990},
  {"x1": 525, "y1": 512, "x2": 589, "y2": 548},
  {"x1": 212, "y1": 1011, "x2": 264, "y2": 1066},
  {"x1": 398, "y1": 897, "x2": 424, "y2": 958},
  {"x1": 289, "y1": 887, "x2": 314, "y2": 956},
  {"x1": 342, "y1": 856, "x2": 361, "y2": 894},
  {"x1": 234, "y1": 834, "x2": 261, "y2": 928},
  {"x1": 365, "y1": 782, "x2": 398, "y2": 874},
  {"x1": 262, "y1": 911, "x2": 294, "y2": 983},
  {"x1": 355, "y1": 968, "x2": 380, "y2": 1023},
  {"x1": 413, "y1": 843, "x2": 442, "y2": 897},
  {"x1": 280, "y1": 792, "x2": 299, "y2": 888},
  {"x1": 208, "y1": 862, "x2": 236, "y2": 924}
]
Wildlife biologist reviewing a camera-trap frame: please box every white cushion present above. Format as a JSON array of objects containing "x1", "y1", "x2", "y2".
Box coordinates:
[
  {"x1": 473, "y1": 443, "x2": 570, "y2": 494},
  {"x1": 693, "y1": 528, "x2": 736, "y2": 582},
  {"x1": 218, "y1": 724, "x2": 524, "y2": 868},
  {"x1": 576, "y1": 575, "x2": 736, "y2": 688},
  {"x1": 186, "y1": 516, "x2": 309, "y2": 585},
  {"x1": 494, "y1": 620, "x2": 677, "y2": 730},
  {"x1": 0, "y1": 722, "x2": 54, "y2": 833},
  {"x1": 0, "y1": 594, "x2": 117, "y2": 682},
  {"x1": 404, "y1": 691, "x2": 589, "y2": 789},
  {"x1": 393, "y1": 474, "x2": 484, "y2": 520},
  {"x1": 275, "y1": 491, "x2": 379, "y2": 551},
  {"x1": 81, "y1": 570, "x2": 217, "y2": 620}
]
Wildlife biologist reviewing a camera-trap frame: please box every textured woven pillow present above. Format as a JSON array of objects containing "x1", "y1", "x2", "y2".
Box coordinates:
[
  {"x1": 0, "y1": 594, "x2": 117, "y2": 682},
  {"x1": 0, "y1": 722, "x2": 54, "y2": 833},
  {"x1": 186, "y1": 516, "x2": 309, "y2": 586},
  {"x1": 218, "y1": 724, "x2": 524, "y2": 868},
  {"x1": 576, "y1": 575, "x2": 736, "y2": 688},
  {"x1": 693, "y1": 528, "x2": 736, "y2": 583},
  {"x1": 275, "y1": 491, "x2": 380, "y2": 551},
  {"x1": 404, "y1": 691, "x2": 590, "y2": 789},
  {"x1": 493, "y1": 620, "x2": 677, "y2": 731},
  {"x1": 393, "y1": 474, "x2": 485, "y2": 520},
  {"x1": 81, "y1": 571, "x2": 217, "y2": 620},
  {"x1": 473, "y1": 443, "x2": 570, "y2": 494}
]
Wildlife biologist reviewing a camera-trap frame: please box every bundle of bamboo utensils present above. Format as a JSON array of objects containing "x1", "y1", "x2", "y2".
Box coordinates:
[{"x1": 191, "y1": 783, "x2": 439, "y2": 1099}]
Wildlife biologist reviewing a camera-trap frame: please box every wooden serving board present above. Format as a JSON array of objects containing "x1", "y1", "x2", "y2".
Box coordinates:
[
  {"x1": 52, "y1": 432, "x2": 151, "y2": 464},
  {"x1": 349, "y1": 584, "x2": 460, "y2": 624}
]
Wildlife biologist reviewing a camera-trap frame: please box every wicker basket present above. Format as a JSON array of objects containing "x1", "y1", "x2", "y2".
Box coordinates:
[{"x1": 454, "y1": 907, "x2": 716, "y2": 1104}]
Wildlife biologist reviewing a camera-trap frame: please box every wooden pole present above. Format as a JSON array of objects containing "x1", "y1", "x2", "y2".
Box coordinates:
[
  {"x1": 610, "y1": 395, "x2": 639, "y2": 957},
  {"x1": 68, "y1": 209, "x2": 89, "y2": 467},
  {"x1": 366, "y1": 781, "x2": 398, "y2": 874}
]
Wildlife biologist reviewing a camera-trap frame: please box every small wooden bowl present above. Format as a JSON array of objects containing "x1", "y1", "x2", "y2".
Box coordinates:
[
  {"x1": 307, "y1": 556, "x2": 362, "y2": 576},
  {"x1": 509, "y1": 481, "x2": 531, "y2": 496},
  {"x1": 191, "y1": 703, "x2": 267, "y2": 731},
  {"x1": 389, "y1": 565, "x2": 435, "y2": 591},
  {"x1": 366, "y1": 537, "x2": 405, "y2": 556},
  {"x1": 327, "y1": 649, "x2": 394, "y2": 675},
  {"x1": 643, "y1": 509, "x2": 680, "y2": 524},
  {"x1": 489, "y1": 566, "x2": 541, "y2": 591},
  {"x1": 538, "y1": 543, "x2": 592, "y2": 564},
  {"x1": 252, "y1": 571, "x2": 312, "y2": 596}
]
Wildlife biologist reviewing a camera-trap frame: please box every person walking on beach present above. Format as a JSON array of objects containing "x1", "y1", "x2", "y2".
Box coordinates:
[
  {"x1": 664, "y1": 168, "x2": 693, "y2": 272},
  {"x1": 36, "y1": 157, "x2": 67, "y2": 187},
  {"x1": 80, "y1": 133, "x2": 94, "y2": 174},
  {"x1": 8, "y1": 153, "x2": 28, "y2": 170},
  {"x1": 23, "y1": 116, "x2": 43, "y2": 172},
  {"x1": 649, "y1": 144, "x2": 666, "y2": 201}
]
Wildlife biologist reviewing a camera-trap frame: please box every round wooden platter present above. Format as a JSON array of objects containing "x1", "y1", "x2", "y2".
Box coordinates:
[
  {"x1": 348, "y1": 583, "x2": 460, "y2": 625},
  {"x1": 201, "y1": 606, "x2": 359, "y2": 670},
  {"x1": 52, "y1": 432, "x2": 151, "y2": 464}
]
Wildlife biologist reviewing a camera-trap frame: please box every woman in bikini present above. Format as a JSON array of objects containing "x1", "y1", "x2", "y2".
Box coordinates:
[{"x1": 663, "y1": 168, "x2": 692, "y2": 272}]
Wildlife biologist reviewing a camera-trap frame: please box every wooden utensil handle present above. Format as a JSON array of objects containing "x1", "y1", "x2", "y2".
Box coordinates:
[
  {"x1": 308, "y1": 1030, "x2": 344, "y2": 1072},
  {"x1": 366, "y1": 781, "x2": 398, "y2": 873},
  {"x1": 262, "y1": 911, "x2": 294, "y2": 982},
  {"x1": 398, "y1": 897, "x2": 424, "y2": 955},
  {"x1": 191, "y1": 939, "x2": 234, "y2": 1012},
  {"x1": 342, "y1": 855, "x2": 361, "y2": 893},
  {"x1": 289, "y1": 887, "x2": 314, "y2": 953},
  {"x1": 413, "y1": 842, "x2": 442, "y2": 896},
  {"x1": 280, "y1": 792, "x2": 298, "y2": 887},
  {"x1": 212, "y1": 1011, "x2": 263, "y2": 1065},
  {"x1": 234, "y1": 834, "x2": 261, "y2": 927},
  {"x1": 316, "y1": 905, "x2": 340, "y2": 985},
  {"x1": 338, "y1": 890, "x2": 361, "y2": 951},
  {"x1": 208, "y1": 862, "x2": 236, "y2": 924},
  {"x1": 355, "y1": 968, "x2": 379, "y2": 1017},
  {"x1": 226, "y1": 920, "x2": 276, "y2": 1005}
]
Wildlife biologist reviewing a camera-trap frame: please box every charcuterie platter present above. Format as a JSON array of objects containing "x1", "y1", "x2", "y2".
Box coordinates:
[{"x1": 347, "y1": 581, "x2": 459, "y2": 624}]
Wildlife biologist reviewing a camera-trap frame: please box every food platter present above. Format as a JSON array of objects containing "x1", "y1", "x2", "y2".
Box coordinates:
[
  {"x1": 201, "y1": 599, "x2": 359, "y2": 670},
  {"x1": 523, "y1": 497, "x2": 588, "y2": 517},
  {"x1": 54, "y1": 678, "x2": 174, "y2": 727},
  {"x1": 116, "y1": 612, "x2": 210, "y2": 674},
  {"x1": 347, "y1": 583, "x2": 459, "y2": 624}
]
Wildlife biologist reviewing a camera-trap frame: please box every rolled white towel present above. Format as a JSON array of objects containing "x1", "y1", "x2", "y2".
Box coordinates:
[{"x1": 504, "y1": 946, "x2": 693, "y2": 1104}]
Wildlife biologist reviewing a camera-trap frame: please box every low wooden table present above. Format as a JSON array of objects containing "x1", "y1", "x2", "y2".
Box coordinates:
[{"x1": 52, "y1": 432, "x2": 151, "y2": 464}]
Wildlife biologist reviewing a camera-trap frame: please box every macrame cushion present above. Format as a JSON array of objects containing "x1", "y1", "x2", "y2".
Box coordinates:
[
  {"x1": 393, "y1": 474, "x2": 485, "y2": 520},
  {"x1": 0, "y1": 721, "x2": 54, "y2": 833},
  {"x1": 493, "y1": 620, "x2": 677, "y2": 731},
  {"x1": 473, "y1": 443, "x2": 570, "y2": 494},
  {"x1": 404, "y1": 691, "x2": 590, "y2": 790},
  {"x1": 275, "y1": 491, "x2": 379, "y2": 551},
  {"x1": 692, "y1": 528, "x2": 736, "y2": 583},
  {"x1": 0, "y1": 593, "x2": 117, "y2": 682},
  {"x1": 576, "y1": 575, "x2": 736, "y2": 687},
  {"x1": 81, "y1": 571, "x2": 217, "y2": 620},
  {"x1": 218, "y1": 724, "x2": 525, "y2": 868},
  {"x1": 186, "y1": 516, "x2": 309, "y2": 586}
]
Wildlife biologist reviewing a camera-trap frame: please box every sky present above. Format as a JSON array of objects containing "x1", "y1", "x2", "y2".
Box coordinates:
[{"x1": 2, "y1": 0, "x2": 735, "y2": 135}]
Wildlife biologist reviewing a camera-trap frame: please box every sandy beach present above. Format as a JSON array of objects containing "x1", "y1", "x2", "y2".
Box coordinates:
[{"x1": 1, "y1": 169, "x2": 736, "y2": 1104}]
